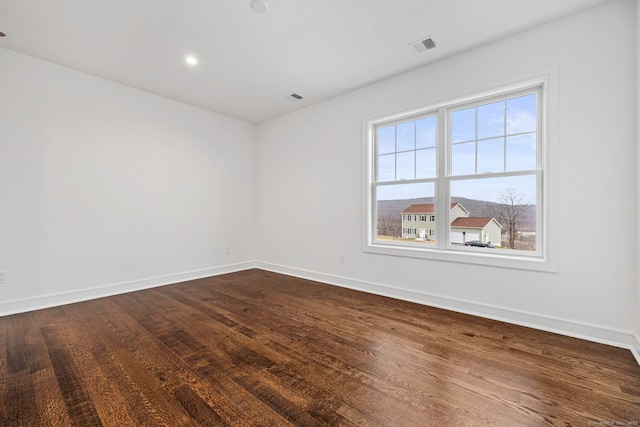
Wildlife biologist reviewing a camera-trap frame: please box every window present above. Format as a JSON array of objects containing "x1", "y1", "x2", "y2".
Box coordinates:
[
  {"x1": 365, "y1": 74, "x2": 557, "y2": 271},
  {"x1": 449, "y1": 89, "x2": 539, "y2": 252}
]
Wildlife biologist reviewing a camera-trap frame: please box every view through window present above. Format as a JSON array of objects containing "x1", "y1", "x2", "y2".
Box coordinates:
[{"x1": 371, "y1": 85, "x2": 542, "y2": 257}]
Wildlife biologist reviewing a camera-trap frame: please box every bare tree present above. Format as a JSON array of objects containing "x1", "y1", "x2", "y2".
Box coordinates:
[
  {"x1": 377, "y1": 214, "x2": 401, "y2": 238},
  {"x1": 484, "y1": 188, "x2": 528, "y2": 249}
]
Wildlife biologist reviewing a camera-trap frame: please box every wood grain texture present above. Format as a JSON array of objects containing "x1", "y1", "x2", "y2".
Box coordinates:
[{"x1": 1, "y1": 269, "x2": 638, "y2": 426}]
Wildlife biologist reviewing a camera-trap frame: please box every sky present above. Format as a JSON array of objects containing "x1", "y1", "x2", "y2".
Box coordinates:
[
  {"x1": 376, "y1": 174, "x2": 536, "y2": 204},
  {"x1": 376, "y1": 92, "x2": 538, "y2": 203}
]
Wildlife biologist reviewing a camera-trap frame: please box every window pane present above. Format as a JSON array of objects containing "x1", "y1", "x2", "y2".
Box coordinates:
[
  {"x1": 477, "y1": 137, "x2": 504, "y2": 174},
  {"x1": 506, "y1": 134, "x2": 536, "y2": 171},
  {"x1": 416, "y1": 117, "x2": 436, "y2": 148},
  {"x1": 451, "y1": 108, "x2": 475, "y2": 143},
  {"x1": 378, "y1": 154, "x2": 395, "y2": 181},
  {"x1": 450, "y1": 175, "x2": 537, "y2": 251},
  {"x1": 378, "y1": 126, "x2": 395, "y2": 155},
  {"x1": 376, "y1": 182, "x2": 435, "y2": 246},
  {"x1": 451, "y1": 142, "x2": 475, "y2": 176},
  {"x1": 477, "y1": 101, "x2": 505, "y2": 139},
  {"x1": 416, "y1": 148, "x2": 436, "y2": 179},
  {"x1": 396, "y1": 151, "x2": 415, "y2": 180},
  {"x1": 397, "y1": 122, "x2": 415, "y2": 152},
  {"x1": 506, "y1": 94, "x2": 537, "y2": 134}
]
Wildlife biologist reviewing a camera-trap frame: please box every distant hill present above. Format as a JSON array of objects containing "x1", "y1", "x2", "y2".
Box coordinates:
[{"x1": 377, "y1": 197, "x2": 536, "y2": 230}]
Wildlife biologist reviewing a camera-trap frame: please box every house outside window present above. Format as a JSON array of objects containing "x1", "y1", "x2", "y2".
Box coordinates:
[{"x1": 401, "y1": 202, "x2": 502, "y2": 245}]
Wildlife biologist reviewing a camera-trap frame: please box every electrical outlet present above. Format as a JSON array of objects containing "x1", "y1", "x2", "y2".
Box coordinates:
[
  {"x1": 224, "y1": 246, "x2": 230, "y2": 255},
  {"x1": 339, "y1": 254, "x2": 345, "y2": 263},
  {"x1": 0, "y1": 272, "x2": 6, "y2": 284}
]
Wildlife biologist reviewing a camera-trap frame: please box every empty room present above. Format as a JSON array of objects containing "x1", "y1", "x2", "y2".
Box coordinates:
[{"x1": 1, "y1": 0, "x2": 639, "y2": 425}]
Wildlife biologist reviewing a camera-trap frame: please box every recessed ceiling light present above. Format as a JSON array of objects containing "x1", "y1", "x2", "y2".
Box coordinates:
[
  {"x1": 185, "y1": 56, "x2": 198, "y2": 66},
  {"x1": 250, "y1": 0, "x2": 269, "y2": 13}
]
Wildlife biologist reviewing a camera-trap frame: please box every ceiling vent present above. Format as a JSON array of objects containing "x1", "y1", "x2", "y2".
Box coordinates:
[
  {"x1": 287, "y1": 93, "x2": 304, "y2": 102},
  {"x1": 408, "y1": 36, "x2": 436, "y2": 54}
]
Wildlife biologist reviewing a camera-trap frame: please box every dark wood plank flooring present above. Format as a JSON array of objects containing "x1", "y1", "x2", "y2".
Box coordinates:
[{"x1": 1, "y1": 269, "x2": 639, "y2": 426}]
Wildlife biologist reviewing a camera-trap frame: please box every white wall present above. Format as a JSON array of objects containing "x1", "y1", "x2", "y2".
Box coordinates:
[
  {"x1": 0, "y1": 48, "x2": 256, "y2": 314},
  {"x1": 256, "y1": 0, "x2": 638, "y2": 346}
]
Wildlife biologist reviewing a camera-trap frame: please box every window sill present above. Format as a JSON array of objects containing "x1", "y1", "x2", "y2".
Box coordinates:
[{"x1": 364, "y1": 241, "x2": 558, "y2": 273}]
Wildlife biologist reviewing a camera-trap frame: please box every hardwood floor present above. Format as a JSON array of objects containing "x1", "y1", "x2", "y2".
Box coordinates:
[{"x1": 1, "y1": 269, "x2": 638, "y2": 426}]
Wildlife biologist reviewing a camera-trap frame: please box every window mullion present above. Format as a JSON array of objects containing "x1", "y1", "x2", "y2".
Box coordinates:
[
  {"x1": 474, "y1": 107, "x2": 478, "y2": 175},
  {"x1": 413, "y1": 120, "x2": 417, "y2": 179},
  {"x1": 503, "y1": 100, "x2": 507, "y2": 172},
  {"x1": 437, "y1": 107, "x2": 448, "y2": 251},
  {"x1": 393, "y1": 125, "x2": 398, "y2": 180}
]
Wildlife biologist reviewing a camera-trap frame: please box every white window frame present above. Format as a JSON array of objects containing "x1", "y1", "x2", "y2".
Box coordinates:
[{"x1": 362, "y1": 71, "x2": 558, "y2": 272}]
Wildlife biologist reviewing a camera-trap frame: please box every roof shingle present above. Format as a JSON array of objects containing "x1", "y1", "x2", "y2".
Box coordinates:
[
  {"x1": 450, "y1": 217, "x2": 499, "y2": 228},
  {"x1": 401, "y1": 203, "x2": 460, "y2": 214}
]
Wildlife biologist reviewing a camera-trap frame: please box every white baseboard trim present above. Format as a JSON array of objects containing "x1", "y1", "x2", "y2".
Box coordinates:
[
  {"x1": 0, "y1": 262, "x2": 256, "y2": 317},
  {"x1": 255, "y1": 261, "x2": 637, "y2": 355},
  {"x1": 631, "y1": 334, "x2": 640, "y2": 366}
]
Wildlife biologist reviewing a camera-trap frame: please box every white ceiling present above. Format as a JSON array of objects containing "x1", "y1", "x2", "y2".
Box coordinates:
[{"x1": 0, "y1": 0, "x2": 611, "y2": 123}]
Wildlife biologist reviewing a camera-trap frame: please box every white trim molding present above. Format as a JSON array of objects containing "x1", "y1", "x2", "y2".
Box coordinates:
[
  {"x1": 0, "y1": 262, "x2": 256, "y2": 317},
  {"x1": 632, "y1": 334, "x2": 640, "y2": 366},
  {"x1": 255, "y1": 261, "x2": 638, "y2": 360}
]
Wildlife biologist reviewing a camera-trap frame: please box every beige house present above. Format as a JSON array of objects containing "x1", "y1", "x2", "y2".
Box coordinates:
[
  {"x1": 402, "y1": 203, "x2": 502, "y2": 246},
  {"x1": 401, "y1": 203, "x2": 469, "y2": 240}
]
